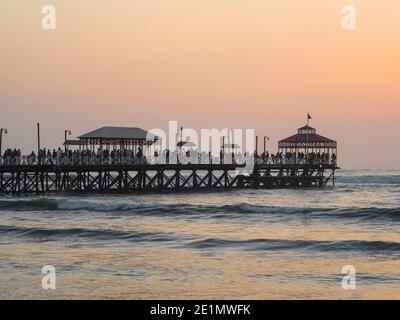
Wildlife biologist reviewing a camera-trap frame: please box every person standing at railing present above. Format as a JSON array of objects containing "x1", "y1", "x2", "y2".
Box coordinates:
[
  {"x1": 56, "y1": 147, "x2": 62, "y2": 159},
  {"x1": 331, "y1": 153, "x2": 336, "y2": 165},
  {"x1": 136, "y1": 147, "x2": 143, "y2": 159},
  {"x1": 28, "y1": 151, "x2": 36, "y2": 164},
  {"x1": 46, "y1": 149, "x2": 51, "y2": 164},
  {"x1": 166, "y1": 149, "x2": 170, "y2": 164}
]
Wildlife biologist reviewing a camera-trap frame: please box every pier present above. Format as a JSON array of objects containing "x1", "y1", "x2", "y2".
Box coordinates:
[
  {"x1": 0, "y1": 124, "x2": 338, "y2": 195},
  {"x1": 0, "y1": 159, "x2": 338, "y2": 195}
]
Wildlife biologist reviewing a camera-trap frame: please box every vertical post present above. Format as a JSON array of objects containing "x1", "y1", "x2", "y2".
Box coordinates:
[
  {"x1": 179, "y1": 126, "x2": 183, "y2": 164},
  {"x1": 64, "y1": 130, "x2": 70, "y2": 153},
  {"x1": 0, "y1": 128, "x2": 8, "y2": 157},
  {"x1": 0, "y1": 128, "x2": 3, "y2": 156},
  {"x1": 305, "y1": 114, "x2": 310, "y2": 163},
  {"x1": 37, "y1": 123, "x2": 41, "y2": 164},
  {"x1": 180, "y1": 126, "x2": 183, "y2": 145},
  {"x1": 65, "y1": 130, "x2": 71, "y2": 154},
  {"x1": 222, "y1": 136, "x2": 225, "y2": 164},
  {"x1": 255, "y1": 135, "x2": 258, "y2": 157},
  {"x1": 263, "y1": 136, "x2": 266, "y2": 154},
  {"x1": 335, "y1": 146, "x2": 338, "y2": 166}
]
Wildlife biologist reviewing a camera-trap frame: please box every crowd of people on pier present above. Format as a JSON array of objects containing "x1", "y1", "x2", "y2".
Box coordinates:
[
  {"x1": 1, "y1": 146, "x2": 337, "y2": 166},
  {"x1": 1, "y1": 147, "x2": 145, "y2": 165},
  {"x1": 2, "y1": 148, "x2": 22, "y2": 159}
]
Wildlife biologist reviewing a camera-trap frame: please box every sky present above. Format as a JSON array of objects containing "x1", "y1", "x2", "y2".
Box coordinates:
[{"x1": 0, "y1": 0, "x2": 399, "y2": 169}]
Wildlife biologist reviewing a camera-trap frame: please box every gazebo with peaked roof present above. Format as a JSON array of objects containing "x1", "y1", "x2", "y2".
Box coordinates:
[
  {"x1": 74, "y1": 126, "x2": 158, "y2": 151},
  {"x1": 278, "y1": 124, "x2": 337, "y2": 157}
]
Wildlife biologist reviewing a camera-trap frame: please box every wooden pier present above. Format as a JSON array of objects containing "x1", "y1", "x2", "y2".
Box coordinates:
[
  {"x1": 242, "y1": 163, "x2": 337, "y2": 188},
  {"x1": 0, "y1": 160, "x2": 337, "y2": 195},
  {"x1": 0, "y1": 122, "x2": 339, "y2": 195}
]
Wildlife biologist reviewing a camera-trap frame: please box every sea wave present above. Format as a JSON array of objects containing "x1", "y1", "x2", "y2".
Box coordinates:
[
  {"x1": 0, "y1": 198, "x2": 58, "y2": 211},
  {"x1": 335, "y1": 175, "x2": 400, "y2": 184},
  {"x1": 0, "y1": 198, "x2": 399, "y2": 222},
  {"x1": 0, "y1": 225, "x2": 178, "y2": 243},
  {"x1": 2, "y1": 223, "x2": 399, "y2": 255},
  {"x1": 186, "y1": 237, "x2": 400, "y2": 254}
]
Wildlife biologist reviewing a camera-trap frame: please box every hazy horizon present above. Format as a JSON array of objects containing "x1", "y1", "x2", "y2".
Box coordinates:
[{"x1": 1, "y1": 0, "x2": 399, "y2": 169}]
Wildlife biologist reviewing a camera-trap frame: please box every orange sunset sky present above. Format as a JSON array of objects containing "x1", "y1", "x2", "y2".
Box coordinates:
[{"x1": 0, "y1": 0, "x2": 399, "y2": 168}]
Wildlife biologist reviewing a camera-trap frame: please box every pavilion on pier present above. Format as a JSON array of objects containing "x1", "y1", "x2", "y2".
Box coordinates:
[
  {"x1": 65, "y1": 126, "x2": 157, "y2": 152},
  {"x1": 278, "y1": 125, "x2": 337, "y2": 158}
]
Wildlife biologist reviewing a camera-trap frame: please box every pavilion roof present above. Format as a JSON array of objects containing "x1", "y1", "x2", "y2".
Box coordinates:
[
  {"x1": 279, "y1": 133, "x2": 336, "y2": 144},
  {"x1": 78, "y1": 126, "x2": 156, "y2": 141},
  {"x1": 278, "y1": 125, "x2": 337, "y2": 148}
]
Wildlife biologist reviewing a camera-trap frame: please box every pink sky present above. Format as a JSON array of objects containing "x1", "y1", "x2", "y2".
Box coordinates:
[{"x1": 0, "y1": 0, "x2": 399, "y2": 168}]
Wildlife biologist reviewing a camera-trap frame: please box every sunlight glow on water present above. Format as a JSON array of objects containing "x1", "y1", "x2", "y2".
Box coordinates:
[{"x1": 0, "y1": 170, "x2": 400, "y2": 299}]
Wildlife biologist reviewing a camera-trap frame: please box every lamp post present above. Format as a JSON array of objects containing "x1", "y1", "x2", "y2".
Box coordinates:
[
  {"x1": 37, "y1": 123, "x2": 41, "y2": 164},
  {"x1": 178, "y1": 126, "x2": 183, "y2": 164},
  {"x1": 255, "y1": 135, "x2": 258, "y2": 157},
  {"x1": 153, "y1": 136, "x2": 159, "y2": 158},
  {"x1": 263, "y1": 136, "x2": 269, "y2": 154},
  {"x1": 263, "y1": 136, "x2": 266, "y2": 154},
  {"x1": 0, "y1": 128, "x2": 8, "y2": 156},
  {"x1": 64, "y1": 130, "x2": 71, "y2": 152}
]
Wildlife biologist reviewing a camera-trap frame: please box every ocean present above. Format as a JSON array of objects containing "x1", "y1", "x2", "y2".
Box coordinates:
[{"x1": 1, "y1": 169, "x2": 399, "y2": 299}]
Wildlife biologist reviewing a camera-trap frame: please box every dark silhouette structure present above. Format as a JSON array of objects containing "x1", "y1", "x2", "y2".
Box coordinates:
[{"x1": 0, "y1": 125, "x2": 338, "y2": 195}]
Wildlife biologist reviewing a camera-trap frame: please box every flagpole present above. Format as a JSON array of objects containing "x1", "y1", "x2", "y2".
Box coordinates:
[{"x1": 306, "y1": 113, "x2": 310, "y2": 161}]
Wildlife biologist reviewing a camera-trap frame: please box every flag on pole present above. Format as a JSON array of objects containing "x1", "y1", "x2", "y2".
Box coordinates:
[{"x1": 307, "y1": 113, "x2": 312, "y2": 126}]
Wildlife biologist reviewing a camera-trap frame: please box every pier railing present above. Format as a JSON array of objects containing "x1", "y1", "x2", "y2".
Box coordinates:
[
  {"x1": 0, "y1": 155, "x2": 148, "y2": 166},
  {"x1": 255, "y1": 157, "x2": 337, "y2": 166},
  {"x1": 0, "y1": 155, "x2": 337, "y2": 167}
]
